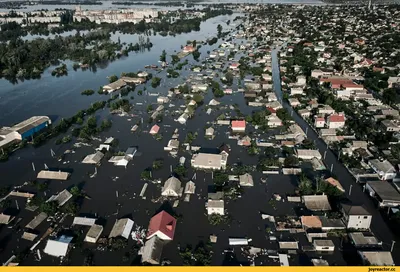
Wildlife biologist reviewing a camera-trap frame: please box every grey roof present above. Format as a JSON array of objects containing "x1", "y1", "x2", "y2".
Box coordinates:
[
  {"x1": 349, "y1": 233, "x2": 381, "y2": 247},
  {"x1": 208, "y1": 199, "x2": 224, "y2": 209},
  {"x1": 25, "y1": 212, "x2": 48, "y2": 229},
  {"x1": 319, "y1": 216, "x2": 346, "y2": 229},
  {"x1": 47, "y1": 189, "x2": 72, "y2": 207},
  {"x1": 85, "y1": 224, "x2": 103, "y2": 240},
  {"x1": 311, "y1": 259, "x2": 329, "y2": 266},
  {"x1": 37, "y1": 170, "x2": 70, "y2": 180},
  {"x1": 314, "y1": 240, "x2": 335, "y2": 247},
  {"x1": 82, "y1": 151, "x2": 104, "y2": 164},
  {"x1": 367, "y1": 181, "x2": 400, "y2": 202},
  {"x1": 239, "y1": 173, "x2": 254, "y2": 186},
  {"x1": 22, "y1": 231, "x2": 38, "y2": 241},
  {"x1": 341, "y1": 203, "x2": 371, "y2": 216},
  {"x1": 0, "y1": 213, "x2": 13, "y2": 224},
  {"x1": 109, "y1": 218, "x2": 133, "y2": 239},
  {"x1": 11, "y1": 116, "x2": 50, "y2": 135},
  {"x1": 208, "y1": 192, "x2": 224, "y2": 200},
  {"x1": 369, "y1": 159, "x2": 395, "y2": 173},
  {"x1": 72, "y1": 217, "x2": 97, "y2": 226},
  {"x1": 141, "y1": 236, "x2": 164, "y2": 265},
  {"x1": 358, "y1": 251, "x2": 394, "y2": 266},
  {"x1": 302, "y1": 195, "x2": 332, "y2": 211},
  {"x1": 161, "y1": 176, "x2": 181, "y2": 196}
]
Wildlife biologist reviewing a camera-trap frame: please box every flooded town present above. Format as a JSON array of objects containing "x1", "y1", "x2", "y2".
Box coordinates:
[{"x1": 0, "y1": 0, "x2": 400, "y2": 267}]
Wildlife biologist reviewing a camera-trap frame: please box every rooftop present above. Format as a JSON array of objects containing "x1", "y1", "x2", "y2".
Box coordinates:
[
  {"x1": 367, "y1": 181, "x2": 400, "y2": 202},
  {"x1": 349, "y1": 232, "x2": 381, "y2": 247},
  {"x1": 302, "y1": 195, "x2": 332, "y2": 211},
  {"x1": 358, "y1": 251, "x2": 394, "y2": 266}
]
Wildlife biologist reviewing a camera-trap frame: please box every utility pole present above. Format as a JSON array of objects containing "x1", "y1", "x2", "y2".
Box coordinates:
[
  {"x1": 324, "y1": 151, "x2": 327, "y2": 160},
  {"x1": 391, "y1": 240, "x2": 396, "y2": 252},
  {"x1": 330, "y1": 164, "x2": 334, "y2": 173},
  {"x1": 305, "y1": 127, "x2": 308, "y2": 135},
  {"x1": 349, "y1": 185, "x2": 353, "y2": 196}
]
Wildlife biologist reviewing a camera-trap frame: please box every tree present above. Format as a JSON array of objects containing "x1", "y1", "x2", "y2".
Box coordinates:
[
  {"x1": 151, "y1": 77, "x2": 161, "y2": 88},
  {"x1": 208, "y1": 214, "x2": 230, "y2": 225},
  {"x1": 70, "y1": 186, "x2": 81, "y2": 197},
  {"x1": 109, "y1": 75, "x2": 118, "y2": 83},
  {"x1": 40, "y1": 201, "x2": 58, "y2": 215},
  {"x1": 225, "y1": 71, "x2": 234, "y2": 85},
  {"x1": 63, "y1": 202, "x2": 79, "y2": 215},
  {"x1": 213, "y1": 171, "x2": 228, "y2": 187},
  {"x1": 174, "y1": 165, "x2": 187, "y2": 177},
  {"x1": 284, "y1": 156, "x2": 299, "y2": 167},
  {"x1": 298, "y1": 174, "x2": 314, "y2": 195},
  {"x1": 382, "y1": 88, "x2": 397, "y2": 105},
  {"x1": 160, "y1": 49, "x2": 166, "y2": 62},
  {"x1": 193, "y1": 94, "x2": 204, "y2": 103},
  {"x1": 152, "y1": 159, "x2": 163, "y2": 170},
  {"x1": 192, "y1": 50, "x2": 200, "y2": 61},
  {"x1": 140, "y1": 170, "x2": 151, "y2": 180}
]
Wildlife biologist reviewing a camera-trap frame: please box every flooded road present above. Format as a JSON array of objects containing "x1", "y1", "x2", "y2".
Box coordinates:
[{"x1": 271, "y1": 47, "x2": 399, "y2": 260}]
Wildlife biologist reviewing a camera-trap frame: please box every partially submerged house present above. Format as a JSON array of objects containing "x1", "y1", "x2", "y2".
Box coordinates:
[
  {"x1": 161, "y1": 176, "x2": 182, "y2": 197},
  {"x1": 341, "y1": 204, "x2": 372, "y2": 230},
  {"x1": 147, "y1": 211, "x2": 176, "y2": 241},
  {"x1": 358, "y1": 251, "x2": 394, "y2": 266},
  {"x1": 85, "y1": 224, "x2": 103, "y2": 243},
  {"x1": 207, "y1": 199, "x2": 224, "y2": 215},
  {"x1": 365, "y1": 181, "x2": 400, "y2": 207},
  {"x1": 141, "y1": 236, "x2": 164, "y2": 265},
  {"x1": 47, "y1": 189, "x2": 72, "y2": 207},
  {"x1": 0, "y1": 213, "x2": 14, "y2": 225},
  {"x1": 109, "y1": 218, "x2": 134, "y2": 239},
  {"x1": 43, "y1": 235, "x2": 73, "y2": 258},
  {"x1": 239, "y1": 173, "x2": 254, "y2": 187},
  {"x1": 150, "y1": 125, "x2": 160, "y2": 135},
  {"x1": 26, "y1": 212, "x2": 47, "y2": 229},
  {"x1": 72, "y1": 217, "x2": 97, "y2": 227},
  {"x1": 302, "y1": 195, "x2": 332, "y2": 211},
  {"x1": 82, "y1": 151, "x2": 104, "y2": 164},
  {"x1": 37, "y1": 170, "x2": 70, "y2": 180}
]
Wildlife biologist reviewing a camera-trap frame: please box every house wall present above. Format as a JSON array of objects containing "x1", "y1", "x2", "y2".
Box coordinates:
[
  {"x1": 346, "y1": 215, "x2": 372, "y2": 230},
  {"x1": 208, "y1": 207, "x2": 224, "y2": 215},
  {"x1": 21, "y1": 121, "x2": 49, "y2": 139},
  {"x1": 315, "y1": 245, "x2": 335, "y2": 251},
  {"x1": 328, "y1": 121, "x2": 345, "y2": 129}
]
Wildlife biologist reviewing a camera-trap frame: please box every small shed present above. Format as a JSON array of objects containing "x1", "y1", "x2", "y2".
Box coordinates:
[
  {"x1": 72, "y1": 217, "x2": 97, "y2": 227},
  {"x1": 22, "y1": 231, "x2": 38, "y2": 241},
  {"x1": 0, "y1": 213, "x2": 14, "y2": 225},
  {"x1": 37, "y1": 170, "x2": 70, "y2": 180}
]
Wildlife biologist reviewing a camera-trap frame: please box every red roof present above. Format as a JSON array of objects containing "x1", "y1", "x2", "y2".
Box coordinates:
[
  {"x1": 150, "y1": 125, "x2": 160, "y2": 134},
  {"x1": 147, "y1": 211, "x2": 176, "y2": 240},
  {"x1": 232, "y1": 120, "x2": 246, "y2": 128},
  {"x1": 266, "y1": 107, "x2": 277, "y2": 113},
  {"x1": 328, "y1": 115, "x2": 345, "y2": 123},
  {"x1": 316, "y1": 117, "x2": 325, "y2": 122}
]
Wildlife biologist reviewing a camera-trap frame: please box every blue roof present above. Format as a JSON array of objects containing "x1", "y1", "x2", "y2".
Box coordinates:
[{"x1": 56, "y1": 235, "x2": 73, "y2": 244}]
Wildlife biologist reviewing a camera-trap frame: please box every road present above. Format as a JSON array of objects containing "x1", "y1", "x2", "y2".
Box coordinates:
[{"x1": 271, "y1": 48, "x2": 399, "y2": 261}]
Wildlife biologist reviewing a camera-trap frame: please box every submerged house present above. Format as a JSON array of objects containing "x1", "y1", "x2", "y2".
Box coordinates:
[
  {"x1": 161, "y1": 176, "x2": 182, "y2": 197},
  {"x1": 109, "y1": 218, "x2": 134, "y2": 239},
  {"x1": 43, "y1": 235, "x2": 73, "y2": 258},
  {"x1": 141, "y1": 236, "x2": 164, "y2": 265},
  {"x1": 147, "y1": 211, "x2": 177, "y2": 241}
]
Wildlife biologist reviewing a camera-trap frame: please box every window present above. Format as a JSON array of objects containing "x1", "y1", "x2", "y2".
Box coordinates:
[{"x1": 364, "y1": 216, "x2": 368, "y2": 219}]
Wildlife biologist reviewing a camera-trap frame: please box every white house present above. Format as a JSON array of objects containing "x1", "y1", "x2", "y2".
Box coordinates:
[
  {"x1": 177, "y1": 113, "x2": 189, "y2": 124},
  {"x1": 161, "y1": 177, "x2": 182, "y2": 197},
  {"x1": 313, "y1": 240, "x2": 335, "y2": 252},
  {"x1": 43, "y1": 235, "x2": 73, "y2": 257},
  {"x1": 207, "y1": 199, "x2": 224, "y2": 215},
  {"x1": 368, "y1": 159, "x2": 396, "y2": 180},
  {"x1": 267, "y1": 115, "x2": 282, "y2": 127},
  {"x1": 327, "y1": 114, "x2": 345, "y2": 129},
  {"x1": 191, "y1": 153, "x2": 227, "y2": 170},
  {"x1": 84, "y1": 224, "x2": 103, "y2": 243},
  {"x1": 109, "y1": 218, "x2": 134, "y2": 239},
  {"x1": 341, "y1": 204, "x2": 372, "y2": 230},
  {"x1": 296, "y1": 149, "x2": 322, "y2": 160},
  {"x1": 290, "y1": 87, "x2": 304, "y2": 96},
  {"x1": 296, "y1": 76, "x2": 307, "y2": 85},
  {"x1": 318, "y1": 105, "x2": 335, "y2": 115}
]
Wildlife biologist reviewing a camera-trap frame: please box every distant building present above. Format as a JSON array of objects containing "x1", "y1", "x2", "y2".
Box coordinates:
[
  {"x1": 183, "y1": 45, "x2": 195, "y2": 53},
  {"x1": 358, "y1": 251, "x2": 394, "y2": 266},
  {"x1": 368, "y1": 159, "x2": 396, "y2": 180},
  {"x1": 147, "y1": 211, "x2": 176, "y2": 241},
  {"x1": 314, "y1": 240, "x2": 335, "y2": 252},
  {"x1": 239, "y1": 173, "x2": 254, "y2": 187},
  {"x1": 0, "y1": 116, "x2": 51, "y2": 149},
  {"x1": 150, "y1": 125, "x2": 160, "y2": 135},
  {"x1": 314, "y1": 117, "x2": 325, "y2": 128},
  {"x1": 365, "y1": 181, "x2": 400, "y2": 207}
]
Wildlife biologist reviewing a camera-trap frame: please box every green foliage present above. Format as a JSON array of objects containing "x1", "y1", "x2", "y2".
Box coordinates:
[
  {"x1": 70, "y1": 186, "x2": 81, "y2": 197},
  {"x1": 298, "y1": 173, "x2": 313, "y2": 195},
  {"x1": 63, "y1": 202, "x2": 80, "y2": 215},
  {"x1": 193, "y1": 94, "x2": 204, "y2": 103},
  {"x1": 151, "y1": 77, "x2": 161, "y2": 88},
  {"x1": 224, "y1": 71, "x2": 234, "y2": 85},
  {"x1": 316, "y1": 179, "x2": 343, "y2": 198},
  {"x1": 147, "y1": 104, "x2": 154, "y2": 113},
  {"x1": 184, "y1": 131, "x2": 197, "y2": 144},
  {"x1": 160, "y1": 49, "x2": 166, "y2": 62},
  {"x1": 152, "y1": 159, "x2": 164, "y2": 170},
  {"x1": 140, "y1": 170, "x2": 151, "y2": 180},
  {"x1": 81, "y1": 89, "x2": 95, "y2": 96},
  {"x1": 192, "y1": 50, "x2": 201, "y2": 61},
  {"x1": 208, "y1": 214, "x2": 230, "y2": 225},
  {"x1": 210, "y1": 80, "x2": 224, "y2": 98},
  {"x1": 0, "y1": 186, "x2": 10, "y2": 198},
  {"x1": 213, "y1": 171, "x2": 228, "y2": 187},
  {"x1": 180, "y1": 242, "x2": 212, "y2": 266},
  {"x1": 110, "y1": 237, "x2": 128, "y2": 251},
  {"x1": 284, "y1": 155, "x2": 299, "y2": 167},
  {"x1": 171, "y1": 54, "x2": 180, "y2": 65},
  {"x1": 39, "y1": 201, "x2": 58, "y2": 215},
  {"x1": 174, "y1": 165, "x2": 187, "y2": 177},
  {"x1": 109, "y1": 75, "x2": 118, "y2": 83}
]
